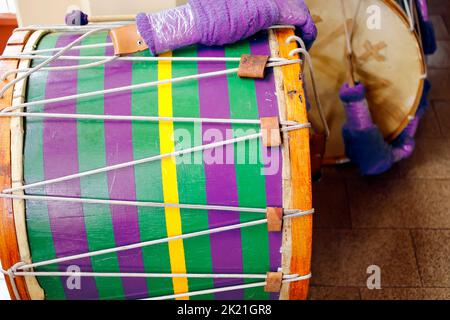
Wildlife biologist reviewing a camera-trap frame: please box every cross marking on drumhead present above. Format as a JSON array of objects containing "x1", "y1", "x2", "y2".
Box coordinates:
[
  {"x1": 359, "y1": 40, "x2": 387, "y2": 62},
  {"x1": 312, "y1": 15, "x2": 323, "y2": 24}
]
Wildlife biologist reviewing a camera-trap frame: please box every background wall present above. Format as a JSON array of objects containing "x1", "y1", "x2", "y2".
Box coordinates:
[{"x1": 14, "y1": 0, "x2": 187, "y2": 26}]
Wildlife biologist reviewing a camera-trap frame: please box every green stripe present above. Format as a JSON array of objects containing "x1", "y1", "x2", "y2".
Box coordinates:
[
  {"x1": 131, "y1": 51, "x2": 173, "y2": 298},
  {"x1": 77, "y1": 32, "x2": 124, "y2": 300},
  {"x1": 24, "y1": 33, "x2": 66, "y2": 300},
  {"x1": 225, "y1": 40, "x2": 270, "y2": 300},
  {"x1": 172, "y1": 46, "x2": 214, "y2": 300}
]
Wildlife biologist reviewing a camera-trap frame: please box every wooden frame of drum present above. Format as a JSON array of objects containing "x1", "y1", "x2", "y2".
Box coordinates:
[{"x1": 0, "y1": 27, "x2": 313, "y2": 300}]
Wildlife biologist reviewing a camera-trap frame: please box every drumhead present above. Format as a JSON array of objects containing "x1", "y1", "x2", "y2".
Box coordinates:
[{"x1": 305, "y1": 0, "x2": 425, "y2": 163}]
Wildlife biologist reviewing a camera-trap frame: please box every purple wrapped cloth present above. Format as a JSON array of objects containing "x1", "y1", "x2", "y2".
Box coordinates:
[
  {"x1": 340, "y1": 82, "x2": 428, "y2": 175},
  {"x1": 136, "y1": 0, "x2": 317, "y2": 55},
  {"x1": 415, "y1": 0, "x2": 437, "y2": 55}
]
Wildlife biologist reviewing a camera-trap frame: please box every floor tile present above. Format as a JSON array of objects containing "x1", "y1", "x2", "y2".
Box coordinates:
[
  {"x1": 430, "y1": 15, "x2": 450, "y2": 40},
  {"x1": 433, "y1": 100, "x2": 450, "y2": 137},
  {"x1": 429, "y1": 0, "x2": 450, "y2": 16},
  {"x1": 348, "y1": 178, "x2": 450, "y2": 229},
  {"x1": 398, "y1": 137, "x2": 450, "y2": 179},
  {"x1": 311, "y1": 229, "x2": 421, "y2": 287},
  {"x1": 360, "y1": 288, "x2": 450, "y2": 300},
  {"x1": 428, "y1": 68, "x2": 450, "y2": 100},
  {"x1": 412, "y1": 230, "x2": 450, "y2": 287},
  {"x1": 415, "y1": 104, "x2": 443, "y2": 139},
  {"x1": 309, "y1": 286, "x2": 361, "y2": 300},
  {"x1": 428, "y1": 41, "x2": 450, "y2": 68},
  {"x1": 313, "y1": 178, "x2": 352, "y2": 229}
]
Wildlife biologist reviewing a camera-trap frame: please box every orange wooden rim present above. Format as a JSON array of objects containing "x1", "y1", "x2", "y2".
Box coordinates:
[
  {"x1": 276, "y1": 29, "x2": 313, "y2": 300},
  {"x1": 0, "y1": 30, "x2": 32, "y2": 300}
]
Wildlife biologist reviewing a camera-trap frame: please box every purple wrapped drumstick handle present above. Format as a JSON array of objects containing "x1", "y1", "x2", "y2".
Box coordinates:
[{"x1": 136, "y1": 0, "x2": 317, "y2": 55}]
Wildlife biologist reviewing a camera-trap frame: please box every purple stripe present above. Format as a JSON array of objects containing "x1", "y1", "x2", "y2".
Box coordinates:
[
  {"x1": 197, "y1": 46, "x2": 244, "y2": 300},
  {"x1": 104, "y1": 44, "x2": 148, "y2": 299},
  {"x1": 43, "y1": 34, "x2": 98, "y2": 300},
  {"x1": 250, "y1": 34, "x2": 283, "y2": 300}
]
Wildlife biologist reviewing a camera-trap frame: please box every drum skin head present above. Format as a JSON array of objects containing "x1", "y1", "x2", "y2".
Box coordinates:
[{"x1": 305, "y1": 0, "x2": 425, "y2": 164}]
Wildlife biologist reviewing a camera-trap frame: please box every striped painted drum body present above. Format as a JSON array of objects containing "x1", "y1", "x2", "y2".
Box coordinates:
[{"x1": 0, "y1": 28, "x2": 312, "y2": 300}]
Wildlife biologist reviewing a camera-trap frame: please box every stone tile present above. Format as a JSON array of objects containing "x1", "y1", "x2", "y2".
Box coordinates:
[
  {"x1": 321, "y1": 163, "x2": 360, "y2": 179},
  {"x1": 434, "y1": 100, "x2": 450, "y2": 137},
  {"x1": 412, "y1": 230, "x2": 450, "y2": 288},
  {"x1": 313, "y1": 178, "x2": 352, "y2": 229},
  {"x1": 429, "y1": 0, "x2": 450, "y2": 16},
  {"x1": 311, "y1": 229, "x2": 421, "y2": 287},
  {"x1": 444, "y1": 14, "x2": 450, "y2": 33},
  {"x1": 309, "y1": 286, "x2": 360, "y2": 300},
  {"x1": 428, "y1": 68, "x2": 450, "y2": 100},
  {"x1": 360, "y1": 288, "x2": 450, "y2": 300},
  {"x1": 348, "y1": 178, "x2": 450, "y2": 229},
  {"x1": 428, "y1": 41, "x2": 450, "y2": 68},
  {"x1": 430, "y1": 15, "x2": 450, "y2": 40},
  {"x1": 415, "y1": 104, "x2": 442, "y2": 139},
  {"x1": 398, "y1": 137, "x2": 450, "y2": 179}
]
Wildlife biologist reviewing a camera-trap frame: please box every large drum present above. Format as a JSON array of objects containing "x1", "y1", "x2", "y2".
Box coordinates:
[
  {"x1": 0, "y1": 26, "x2": 313, "y2": 300},
  {"x1": 305, "y1": 0, "x2": 426, "y2": 163}
]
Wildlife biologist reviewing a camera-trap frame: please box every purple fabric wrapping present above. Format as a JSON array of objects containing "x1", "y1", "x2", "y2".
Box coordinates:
[
  {"x1": 341, "y1": 80, "x2": 432, "y2": 175},
  {"x1": 274, "y1": 0, "x2": 317, "y2": 48},
  {"x1": 339, "y1": 83, "x2": 374, "y2": 130},
  {"x1": 136, "y1": 0, "x2": 316, "y2": 55},
  {"x1": 65, "y1": 10, "x2": 89, "y2": 26},
  {"x1": 416, "y1": 0, "x2": 429, "y2": 21},
  {"x1": 136, "y1": 5, "x2": 201, "y2": 56}
]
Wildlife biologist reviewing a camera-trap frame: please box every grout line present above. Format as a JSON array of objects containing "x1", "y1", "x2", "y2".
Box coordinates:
[
  {"x1": 429, "y1": 101, "x2": 445, "y2": 138},
  {"x1": 311, "y1": 285, "x2": 450, "y2": 289},
  {"x1": 409, "y1": 230, "x2": 424, "y2": 287},
  {"x1": 314, "y1": 227, "x2": 450, "y2": 231},
  {"x1": 344, "y1": 179, "x2": 354, "y2": 230}
]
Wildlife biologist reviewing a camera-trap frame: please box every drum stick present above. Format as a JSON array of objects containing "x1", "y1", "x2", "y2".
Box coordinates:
[
  {"x1": 340, "y1": 0, "x2": 356, "y2": 88},
  {"x1": 65, "y1": 10, "x2": 135, "y2": 26}
]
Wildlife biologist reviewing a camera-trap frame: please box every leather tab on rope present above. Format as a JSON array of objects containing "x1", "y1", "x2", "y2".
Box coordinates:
[
  {"x1": 238, "y1": 54, "x2": 270, "y2": 79},
  {"x1": 264, "y1": 272, "x2": 284, "y2": 293},
  {"x1": 266, "y1": 207, "x2": 283, "y2": 232},
  {"x1": 261, "y1": 117, "x2": 282, "y2": 147},
  {"x1": 110, "y1": 24, "x2": 148, "y2": 56}
]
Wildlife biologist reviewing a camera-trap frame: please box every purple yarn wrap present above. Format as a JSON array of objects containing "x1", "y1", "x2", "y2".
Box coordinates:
[
  {"x1": 274, "y1": 0, "x2": 317, "y2": 48},
  {"x1": 340, "y1": 80, "x2": 433, "y2": 175},
  {"x1": 65, "y1": 10, "x2": 89, "y2": 26},
  {"x1": 416, "y1": 0, "x2": 429, "y2": 22},
  {"x1": 136, "y1": 0, "x2": 317, "y2": 55},
  {"x1": 339, "y1": 83, "x2": 374, "y2": 130},
  {"x1": 190, "y1": 0, "x2": 279, "y2": 46},
  {"x1": 136, "y1": 5, "x2": 201, "y2": 55}
]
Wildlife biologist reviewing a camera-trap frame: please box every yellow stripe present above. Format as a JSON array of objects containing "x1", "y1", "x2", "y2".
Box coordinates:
[{"x1": 158, "y1": 52, "x2": 189, "y2": 300}]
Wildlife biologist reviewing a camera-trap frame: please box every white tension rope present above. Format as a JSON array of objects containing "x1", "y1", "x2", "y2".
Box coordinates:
[
  {"x1": 2, "y1": 122, "x2": 311, "y2": 194},
  {"x1": 145, "y1": 274, "x2": 312, "y2": 301},
  {"x1": 0, "y1": 193, "x2": 302, "y2": 216},
  {"x1": 0, "y1": 55, "x2": 288, "y2": 81},
  {"x1": 0, "y1": 27, "x2": 110, "y2": 97},
  {"x1": 0, "y1": 60, "x2": 300, "y2": 114},
  {"x1": 0, "y1": 111, "x2": 296, "y2": 126},
  {"x1": 15, "y1": 209, "x2": 314, "y2": 271}
]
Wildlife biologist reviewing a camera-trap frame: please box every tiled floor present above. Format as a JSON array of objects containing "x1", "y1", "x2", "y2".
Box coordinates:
[{"x1": 310, "y1": 1, "x2": 450, "y2": 300}]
